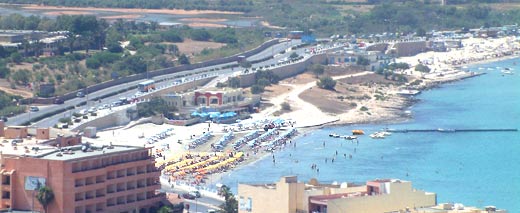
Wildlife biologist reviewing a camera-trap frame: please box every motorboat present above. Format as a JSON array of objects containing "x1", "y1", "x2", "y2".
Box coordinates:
[
  {"x1": 501, "y1": 70, "x2": 514, "y2": 75},
  {"x1": 345, "y1": 136, "x2": 357, "y2": 140},
  {"x1": 352, "y1": 130, "x2": 365, "y2": 135},
  {"x1": 369, "y1": 132, "x2": 385, "y2": 139},
  {"x1": 329, "y1": 133, "x2": 340, "y2": 138}
]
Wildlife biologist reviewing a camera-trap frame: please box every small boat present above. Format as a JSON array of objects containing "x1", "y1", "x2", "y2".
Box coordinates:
[
  {"x1": 344, "y1": 136, "x2": 357, "y2": 140},
  {"x1": 329, "y1": 133, "x2": 340, "y2": 138},
  {"x1": 380, "y1": 131, "x2": 392, "y2": 136},
  {"x1": 369, "y1": 132, "x2": 385, "y2": 139},
  {"x1": 352, "y1": 130, "x2": 365, "y2": 135},
  {"x1": 501, "y1": 70, "x2": 514, "y2": 75}
]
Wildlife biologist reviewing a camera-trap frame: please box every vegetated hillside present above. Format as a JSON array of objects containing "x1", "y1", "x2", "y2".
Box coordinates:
[
  {"x1": 0, "y1": 0, "x2": 254, "y2": 11},
  {"x1": 3, "y1": 0, "x2": 520, "y2": 34},
  {"x1": 0, "y1": 14, "x2": 267, "y2": 98}
]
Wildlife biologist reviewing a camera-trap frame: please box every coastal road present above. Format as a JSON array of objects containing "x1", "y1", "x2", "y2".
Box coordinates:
[
  {"x1": 159, "y1": 183, "x2": 224, "y2": 213},
  {"x1": 6, "y1": 40, "x2": 305, "y2": 127},
  {"x1": 28, "y1": 39, "x2": 343, "y2": 128}
]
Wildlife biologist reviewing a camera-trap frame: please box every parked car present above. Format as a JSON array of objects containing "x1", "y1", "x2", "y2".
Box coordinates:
[
  {"x1": 191, "y1": 191, "x2": 201, "y2": 198},
  {"x1": 182, "y1": 193, "x2": 196, "y2": 200},
  {"x1": 53, "y1": 98, "x2": 64, "y2": 104},
  {"x1": 76, "y1": 91, "x2": 85, "y2": 97},
  {"x1": 0, "y1": 116, "x2": 7, "y2": 122},
  {"x1": 29, "y1": 106, "x2": 39, "y2": 112}
]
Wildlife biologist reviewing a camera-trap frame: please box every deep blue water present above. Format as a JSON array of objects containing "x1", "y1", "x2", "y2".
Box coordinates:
[{"x1": 219, "y1": 58, "x2": 520, "y2": 211}]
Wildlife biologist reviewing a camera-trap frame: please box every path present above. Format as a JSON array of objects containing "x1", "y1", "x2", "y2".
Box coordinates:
[{"x1": 254, "y1": 71, "x2": 372, "y2": 127}]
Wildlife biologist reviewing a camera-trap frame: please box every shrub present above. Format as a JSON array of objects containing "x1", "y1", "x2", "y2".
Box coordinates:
[
  {"x1": 251, "y1": 85, "x2": 264, "y2": 94},
  {"x1": 360, "y1": 106, "x2": 369, "y2": 111},
  {"x1": 281, "y1": 102, "x2": 291, "y2": 111},
  {"x1": 317, "y1": 76, "x2": 336, "y2": 90},
  {"x1": 415, "y1": 64, "x2": 431, "y2": 73}
]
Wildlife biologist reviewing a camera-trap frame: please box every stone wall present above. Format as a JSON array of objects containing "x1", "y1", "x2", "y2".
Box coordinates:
[{"x1": 239, "y1": 54, "x2": 327, "y2": 87}]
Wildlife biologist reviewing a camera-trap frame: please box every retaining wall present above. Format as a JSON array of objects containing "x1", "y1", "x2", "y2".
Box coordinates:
[{"x1": 239, "y1": 54, "x2": 327, "y2": 87}]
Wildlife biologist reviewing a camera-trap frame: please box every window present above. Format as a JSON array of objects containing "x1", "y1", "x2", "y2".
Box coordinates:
[{"x1": 210, "y1": 98, "x2": 219, "y2": 105}]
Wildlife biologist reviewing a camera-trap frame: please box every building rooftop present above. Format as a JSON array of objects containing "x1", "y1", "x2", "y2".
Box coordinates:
[{"x1": 39, "y1": 144, "x2": 145, "y2": 160}]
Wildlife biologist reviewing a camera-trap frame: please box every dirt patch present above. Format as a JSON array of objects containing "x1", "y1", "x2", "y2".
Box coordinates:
[
  {"x1": 22, "y1": 5, "x2": 243, "y2": 15},
  {"x1": 338, "y1": 73, "x2": 397, "y2": 85},
  {"x1": 166, "y1": 39, "x2": 226, "y2": 55},
  {"x1": 101, "y1": 14, "x2": 142, "y2": 20},
  {"x1": 0, "y1": 79, "x2": 33, "y2": 98},
  {"x1": 186, "y1": 22, "x2": 228, "y2": 28},
  {"x1": 43, "y1": 11, "x2": 93, "y2": 16},
  {"x1": 179, "y1": 18, "x2": 227, "y2": 23},
  {"x1": 299, "y1": 87, "x2": 355, "y2": 114},
  {"x1": 263, "y1": 84, "x2": 292, "y2": 100},
  {"x1": 325, "y1": 66, "x2": 365, "y2": 76},
  {"x1": 260, "y1": 21, "x2": 286, "y2": 29},
  {"x1": 283, "y1": 72, "x2": 317, "y2": 84}
]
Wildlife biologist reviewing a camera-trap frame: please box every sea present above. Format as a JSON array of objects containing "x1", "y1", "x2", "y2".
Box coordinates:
[{"x1": 218, "y1": 58, "x2": 520, "y2": 212}]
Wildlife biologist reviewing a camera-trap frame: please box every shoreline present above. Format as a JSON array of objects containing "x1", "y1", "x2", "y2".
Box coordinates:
[{"x1": 203, "y1": 39, "x2": 519, "y2": 187}]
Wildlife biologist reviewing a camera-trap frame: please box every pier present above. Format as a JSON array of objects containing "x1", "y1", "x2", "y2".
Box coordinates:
[{"x1": 387, "y1": 128, "x2": 518, "y2": 133}]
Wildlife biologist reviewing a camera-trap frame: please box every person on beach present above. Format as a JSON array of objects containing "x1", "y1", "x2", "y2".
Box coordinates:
[
  {"x1": 325, "y1": 158, "x2": 328, "y2": 163},
  {"x1": 323, "y1": 141, "x2": 325, "y2": 147},
  {"x1": 344, "y1": 153, "x2": 347, "y2": 159},
  {"x1": 335, "y1": 150, "x2": 338, "y2": 156},
  {"x1": 349, "y1": 154, "x2": 352, "y2": 159}
]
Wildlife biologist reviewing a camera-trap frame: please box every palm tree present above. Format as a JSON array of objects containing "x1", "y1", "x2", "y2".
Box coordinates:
[
  {"x1": 36, "y1": 186, "x2": 55, "y2": 213},
  {"x1": 157, "y1": 206, "x2": 172, "y2": 213}
]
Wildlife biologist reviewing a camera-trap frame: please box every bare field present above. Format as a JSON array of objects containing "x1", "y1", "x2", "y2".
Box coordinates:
[{"x1": 165, "y1": 39, "x2": 226, "y2": 55}]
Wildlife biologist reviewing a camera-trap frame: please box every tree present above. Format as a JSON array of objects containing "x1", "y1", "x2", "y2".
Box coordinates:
[
  {"x1": 36, "y1": 186, "x2": 55, "y2": 213},
  {"x1": 415, "y1": 64, "x2": 431, "y2": 72},
  {"x1": 10, "y1": 52, "x2": 23, "y2": 64},
  {"x1": 356, "y1": 56, "x2": 370, "y2": 66},
  {"x1": 310, "y1": 64, "x2": 324, "y2": 77},
  {"x1": 11, "y1": 69, "x2": 32, "y2": 85},
  {"x1": 317, "y1": 76, "x2": 336, "y2": 90},
  {"x1": 178, "y1": 54, "x2": 190, "y2": 65},
  {"x1": 218, "y1": 185, "x2": 238, "y2": 213},
  {"x1": 157, "y1": 206, "x2": 172, "y2": 213},
  {"x1": 289, "y1": 52, "x2": 299, "y2": 59},
  {"x1": 190, "y1": 29, "x2": 211, "y2": 41},
  {"x1": 251, "y1": 85, "x2": 264, "y2": 94}
]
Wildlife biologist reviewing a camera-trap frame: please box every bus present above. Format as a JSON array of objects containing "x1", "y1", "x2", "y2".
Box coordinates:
[{"x1": 138, "y1": 80, "x2": 156, "y2": 92}]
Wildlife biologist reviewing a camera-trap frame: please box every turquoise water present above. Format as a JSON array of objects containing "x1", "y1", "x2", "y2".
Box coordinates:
[{"x1": 219, "y1": 58, "x2": 520, "y2": 211}]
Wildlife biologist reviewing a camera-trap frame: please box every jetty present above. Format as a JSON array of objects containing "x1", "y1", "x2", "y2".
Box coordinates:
[{"x1": 387, "y1": 128, "x2": 518, "y2": 133}]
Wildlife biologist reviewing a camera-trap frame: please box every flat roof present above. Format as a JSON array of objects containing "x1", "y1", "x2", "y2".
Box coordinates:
[{"x1": 40, "y1": 144, "x2": 145, "y2": 161}]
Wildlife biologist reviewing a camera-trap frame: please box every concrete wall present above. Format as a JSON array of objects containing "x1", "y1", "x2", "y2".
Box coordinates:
[
  {"x1": 239, "y1": 54, "x2": 327, "y2": 87},
  {"x1": 138, "y1": 77, "x2": 216, "y2": 100},
  {"x1": 72, "y1": 105, "x2": 137, "y2": 132},
  {"x1": 328, "y1": 182, "x2": 436, "y2": 213}
]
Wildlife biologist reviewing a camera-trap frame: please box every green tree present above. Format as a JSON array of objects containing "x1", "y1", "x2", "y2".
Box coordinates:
[
  {"x1": 157, "y1": 206, "x2": 172, "y2": 213},
  {"x1": 218, "y1": 185, "x2": 238, "y2": 213},
  {"x1": 356, "y1": 56, "x2": 370, "y2": 66},
  {"x1": 190, "y1": 29, "x2": 212, "y2": 41},
  {"x1": 86, "y1": 57, "x2": 101, "y2": 69},
  {"x1": 415, "y1": 64, "x2": 431, "y2": 73},
  {"x1": 11, "y1": 69, "x2": 32, "y2": 85},
  {"x1": 228, "y1": 77, "x2": 241, "y2": 88},
  {"x1": 310, "y1": 64, "x2": 324, "y2": 77},
  {"x1": 251, "y1": 85, "x2": 264, "y2": 94},
  {"x1": 178, "y1": 54, "x2": 190, "y2": 65},
  {"x1": 10, "y1": 52, "x2": 23, "y2": 64},
  {"x1": 0, "y1": 62, "x2": 10, "y2": 78},
  {"x1": 317, "y1": 76, "x2": 336, "y2": 90},
  {"x1": 289, "y1": 52, "x2": 299, "y2": 59},
  {"x1": 36, "y1": 186, "x2": 55, "y2": 213}
]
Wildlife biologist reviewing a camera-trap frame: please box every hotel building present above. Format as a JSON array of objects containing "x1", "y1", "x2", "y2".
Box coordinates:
[{"x1": 0, "y1": 122, "x2": 163, "y2": 213}]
